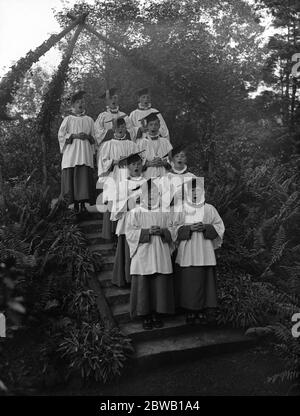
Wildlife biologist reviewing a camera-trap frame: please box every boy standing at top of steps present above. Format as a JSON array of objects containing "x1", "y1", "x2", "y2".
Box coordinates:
[
  {"x1": 129, "y1": 88, "x2": 170, "y2": 141},
  {"x1": 171, "y1": 178, "x2": 225, "y2": 325},
  {"x1": 98, "y1": 115, "x2": 138, "y2": 240},
  {"x1": 125, "y1": 179, "x2": 175, "y2": 330},
  {"x1": 94, "y1": 88, "x2": 134, "y2": 148},
  {"x1": 58, "y1": 90, "x2": 96, "y2": 214},
  {"x1": 110, "y1": 151, "x2": 146, "y2": 287},
  {"x1": 135, "y1": 111, "x2": 173, "y2": 179}
]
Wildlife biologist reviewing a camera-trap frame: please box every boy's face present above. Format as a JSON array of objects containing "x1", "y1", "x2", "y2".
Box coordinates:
[
  {"x1": 147, "y1": 119, "x2": 160, "y2": 135},
  {"x1": 73, "y1": 98, "x2": 85, "y2": 113},
  {"x1": 128, "y1": 159, "x2": 143, "y2": 177},
  {"x1": 115, "y1": 122, "x2": 127, "y2": 137},
  {"x1": 107, "y1": 94, "x2": 119, "y2": 108},
  {"x1": 172, "y1": 151, "x2": 187, "y2": 169},
  {"x1": 139, "y1": 94, "x2": 151, "y2": 107}
]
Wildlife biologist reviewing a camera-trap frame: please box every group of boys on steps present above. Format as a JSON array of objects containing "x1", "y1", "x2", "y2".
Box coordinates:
[{"x1": 58, "y1": 88, "x2": 225, "y2": 331}]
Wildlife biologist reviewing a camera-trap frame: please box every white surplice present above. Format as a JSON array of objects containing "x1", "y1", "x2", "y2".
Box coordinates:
[
  {"x1": 129, "y1": 107, "x2": 170, "y2": 141},
  {"x1": 94, "y1": 107, "x2": 134, "y2": 146},
  {"x1": 170, "y1": 203, "x2": 225, "y2": 267},
  {"x1": 97, "y1": 138, "x2": 138, "y2": 180},
  {"x1": 98, "y1": 138, "x2": 138, "y2": 205},
  {"x1": 112, "y1": 176, "x2": 147, "y2": 234},
  {"x1": 125, "y1": 206, "x2": 173, "y2": 275},
  {"x1": 136, "y1": 135, "x2": 173, "y2": 179},
  {"x1": 159, "y1": 168, "x2": 196, "y2": 210},
  {"x1": 58, "y1": 114, "x2": 95, "y2": 169}
]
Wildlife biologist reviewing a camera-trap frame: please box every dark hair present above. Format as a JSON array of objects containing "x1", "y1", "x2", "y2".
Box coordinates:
[{"x1": 70, "y1": 90, "x2": 86, "y2": 104}]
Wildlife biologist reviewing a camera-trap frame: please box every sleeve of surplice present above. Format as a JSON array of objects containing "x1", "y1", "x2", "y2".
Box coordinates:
[
  {"x1": 158, "y1": 113, "x2": 170, "y2": 141},
  {"x1": 97, "y1": 141, "x2": 113, "y2": 177},
  {"x1": 125, "y1": 210, "x2": 143, "y2": 258},
  {"x1": 204, "y1": 205, "x2": 225, "y2": 249},
  {"x1": 89, "y1": 119, "x2": 96, "y2": 155},
  {"x1": 58, "y1": 116, "x2": 72, "y2": 154},
  {"x1": 94, "y1": 113, "x2": 108, "y2": 148}
]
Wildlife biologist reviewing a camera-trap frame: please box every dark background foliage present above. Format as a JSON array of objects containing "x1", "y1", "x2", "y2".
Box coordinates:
[{"x1": 0, "y1": 0, "x2": 299, "y2": 394}]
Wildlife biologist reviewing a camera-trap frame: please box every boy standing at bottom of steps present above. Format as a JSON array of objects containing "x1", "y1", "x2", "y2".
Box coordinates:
[
  {"x1": 171, "y1": 178, "x2": 225, "y2": 325},
  {"x1": 125, "y1": 179, "x2": 175, "y2": 330}
]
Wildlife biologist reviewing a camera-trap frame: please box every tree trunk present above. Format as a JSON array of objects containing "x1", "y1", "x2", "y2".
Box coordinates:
[
  {"x1": 40, "y1": 134, "x2": 48, "y2": 190},
  {"x1": 0, "y1": 164, "x2": 5, "y2": 213}
]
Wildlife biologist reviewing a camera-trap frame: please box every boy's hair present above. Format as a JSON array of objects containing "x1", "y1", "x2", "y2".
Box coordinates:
[
  {"x1": 116, "y1": 117, "x2": 126, "y2": 127},
  {"x1": 140, "y1": 111, "x2": 160, "y2": 125},
  {"x1": 119, "y1": 151, "x2": 144, "y2": 165},
  {"x1": 70, "y1": 90, "x2": 86, "y2": 104},
  {"x1": 127, "y1": 154, "x2": 143, "y2": 165},
  {"x1": 171, "y1": 145, "x2": 187, "y2": 158},
  {"x1": 136, "y1": 87, "x2": 150, "y2": 97}
]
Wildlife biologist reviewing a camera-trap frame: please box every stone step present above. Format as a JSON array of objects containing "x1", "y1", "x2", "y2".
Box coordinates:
[
  {"x1": 131, "y1": 328, "x2": 257, "y2": 370},
  {"x1": 97, "y1": 270, "x2": 113, "y2": 288},
  {"x1": 99, "y1": 255, "x2": 116, "y2": 271},
  {"x1": 86, "y1": 233, "x2": 111, "y2": 246},
  {"x1": 80, "y1": 220, "x2": 103, "y2": 234},
  {"x1": 81, "y1": 211, "x2": 103, "y2": 221},
  {"x1": 112, "y1": 303, "x2": 131, "y2": 324},
  {"x1": 89, "y1": 244, "x2": 115, "y2": 255},
  {"x1": 104, "y1": 286, "x2": 130, "y2": 306},
  {"x1": 120, "y1": 314, "x2": 202, "y2": 342}
]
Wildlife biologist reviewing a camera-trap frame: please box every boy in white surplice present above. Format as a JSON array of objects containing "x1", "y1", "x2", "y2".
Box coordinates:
[
  {"x1": 94, "y1": 87, "x2": 134, "y2": 148},
  {"x1": 98, "y1": 116, "x2": 137, "y2": 240},
  {"x1": 125, "y1": 179, "x2": 175, "y2": 330},
  {"x1": 129, "y1": 87, "x2": 170, "y2": 141},
  {"x1": 171, "y1": 178, "x2": 225, "y2": 324},
  {"x1": 135, "y1": 111, "x2": 173, "y2": 179},
  {"x1": 110, "y1": 151, "x2": 146, "y2": 288},
  {"x1": 58, "y1": 90, "x2": 96, "y2": 214}
]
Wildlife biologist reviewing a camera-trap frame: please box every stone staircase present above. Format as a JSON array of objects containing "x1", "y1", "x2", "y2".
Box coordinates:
[{"x1": 81, "y1": 208, "x2": 257, "y2": 370}]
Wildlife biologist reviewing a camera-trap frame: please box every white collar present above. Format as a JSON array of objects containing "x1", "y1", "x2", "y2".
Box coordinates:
[
  {"x1": 71, "y1": 110, "x2": 86, "y2": 117},
  {"x1": 107, "y1": 106, "x2": 119, "y2": 113},
  {"x1": 139, "y1": 205, "x2": 161, "y2": 213},
  {"x1": 147, "y1": 133, "x2": 160, "y2": 140},
  {"x1": 138, "y1": 103, "x2": 152, "y2": 110},
  {"x1": 114, "y1": 133, "x2": 127, "y2": 140},
  {"x1": 171, "y1": 163, "x2": 188, "y2": 174},
  {"x1": 129, "y1": 176, "x2": 144, "y2": 181}
]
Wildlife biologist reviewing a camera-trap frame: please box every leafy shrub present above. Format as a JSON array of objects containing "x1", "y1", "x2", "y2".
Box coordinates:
[
  {"x1": 58, "y1": 322, "x2": 134, "y2": 383},
  {"x1": 267, "y1": 323, "x2": 300, "y2": 393},
  {"x1": 216, "y1": 269, "x2": 299, "y2": 329}
]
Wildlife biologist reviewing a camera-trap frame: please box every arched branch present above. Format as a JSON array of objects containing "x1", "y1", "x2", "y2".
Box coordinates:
[
  {"x1": 0, "y1": 13, "x2": 88, "y2": 121},
  {"x1": 36, "y1": 21, "x2": 86, "y2": 189}
]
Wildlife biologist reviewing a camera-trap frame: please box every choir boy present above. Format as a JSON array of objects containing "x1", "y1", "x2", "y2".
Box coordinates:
[
  {"x1": 94, "y1": 88, "x2": 134, "y2": 147},
  {"x1": 171, "y1": 178, "x2": 225, "y2": 324},
  {"x1": 98, "y1": 115, "x2": 137, "y2": 240},
  {"x1": 58, "y1": 90, "x2": 96, "y2": 214},
  {"x1": 125, "y1": 179, "x2": 175, "y2": 330},
  {"x1": 129, "y1": 88, "x2": 170, "y2": 141},
  {"x1": 111, "y1": 151, "x2": 146, "y2": 287},
  {"x1": 136, "y1": 112, "x2": 173, "y2": 179}
]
